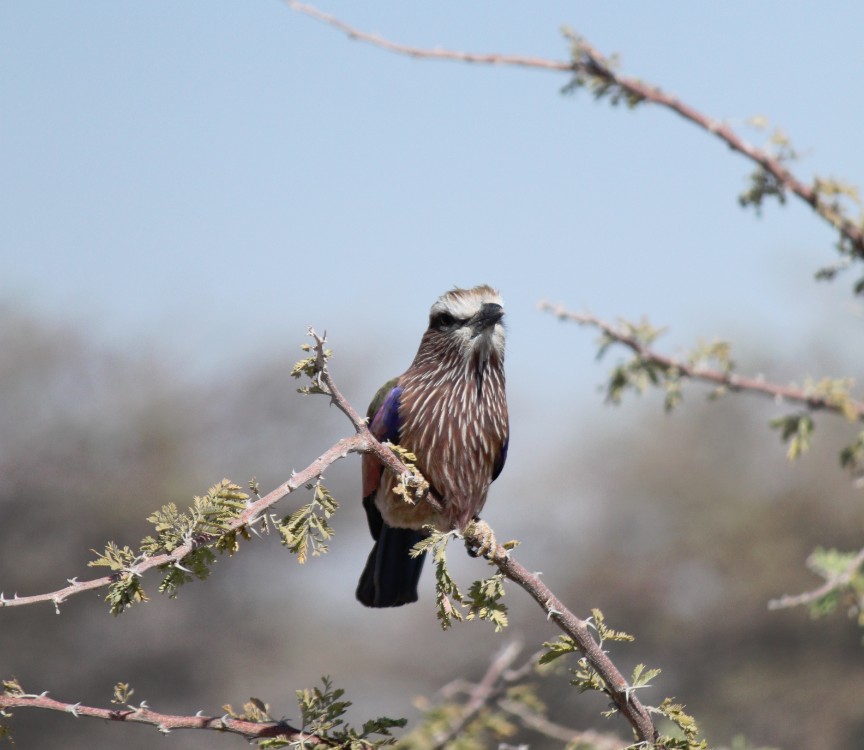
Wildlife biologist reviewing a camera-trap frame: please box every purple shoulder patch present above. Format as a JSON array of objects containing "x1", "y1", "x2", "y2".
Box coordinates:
[{"x1": 370, "y1": 386, "x2": 402, "y2": 443}]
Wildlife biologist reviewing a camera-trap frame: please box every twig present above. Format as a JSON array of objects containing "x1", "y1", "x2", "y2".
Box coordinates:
[
  {"x1": 497, "y1": 698, "x2": 625, "y2": 750},
  {"x1": 463, "y1": 522, "x2": 658, "y2": 746},
  {"x1": 429, "y1": 641, "x2": 523, "y2": 749},
  {"x1": 540, "y1": 302, "x2": 864, "y2": 420},
  {"x1": 284, "y1": 1, "x2": 569, "y2": 73},
  {"x1": 0, "y1": 435, "x2": 360, "y2": 610},
  {"x1": 285, "y1": 1, "x2": 864, "y2": 262},
  {"x1": 768, "y1": 545, "x2": 864, "y2": 610},
  {"x1": 0, "y1": 692, "x2": 319, "y2": 744},
  {"x1": 432, "y1": 644, "x2": 627, "y2": 750}
]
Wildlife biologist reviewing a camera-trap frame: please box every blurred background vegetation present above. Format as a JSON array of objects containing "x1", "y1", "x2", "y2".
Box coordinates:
[{"x1": 2, "y1": 302, "x2": 862, "y2": 749}]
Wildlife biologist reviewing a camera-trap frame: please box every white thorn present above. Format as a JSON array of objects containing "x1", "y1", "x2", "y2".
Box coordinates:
[
  {"x1": 67, "y1": 577, "x2": 79, "y2": 585},
  {"x1": 68, "y1": 702, "x2": 81, "y2": 717}
]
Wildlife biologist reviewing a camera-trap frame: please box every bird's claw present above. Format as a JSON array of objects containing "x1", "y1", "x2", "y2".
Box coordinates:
[{"x1": 465, "y1": 519, "x2": 496, "y2": 559}]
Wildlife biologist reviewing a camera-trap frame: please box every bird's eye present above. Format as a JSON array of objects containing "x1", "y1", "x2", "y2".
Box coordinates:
[{"x1": 433, "y1": 311, "x2": 457, "y2": 329}]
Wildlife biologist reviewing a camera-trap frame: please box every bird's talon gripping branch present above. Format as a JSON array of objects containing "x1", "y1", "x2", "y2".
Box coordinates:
[{"x1": 464, "y1": 519, "x2": 497, "y2": 559}]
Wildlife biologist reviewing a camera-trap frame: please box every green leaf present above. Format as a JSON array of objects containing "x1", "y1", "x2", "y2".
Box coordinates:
[
  {"x1": 464, "y1": 574, "x2": 509, "y2": 632},
  {"x1": 278, "y1": 481, "x2": 339, "y2": 563},
  {"x1": 591, "y1": 608, "x2": 635, "y2": 643},
  {"x1": 630, "y1": 662, "x2": 661, "y2": 688},
  {"x1": 770, "y1": 413, "x2": 814, "y2": 460},
  {"x1": 538, "y1": 635, "x2": 579, "y2": 665}
]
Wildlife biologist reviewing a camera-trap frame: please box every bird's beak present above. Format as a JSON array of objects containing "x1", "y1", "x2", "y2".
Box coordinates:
[{"x1": 469, "y1": 303, "x2": 504, "y2": 336}]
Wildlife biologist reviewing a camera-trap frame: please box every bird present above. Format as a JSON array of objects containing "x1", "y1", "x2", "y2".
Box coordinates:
[{"x1": 356, "y1": 284, "x2": 509, "y2": 608}]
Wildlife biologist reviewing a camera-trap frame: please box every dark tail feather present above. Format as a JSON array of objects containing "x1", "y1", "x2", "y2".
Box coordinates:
[{"x1": 356, "y1": 525, "x2": 427, "y2": 608}]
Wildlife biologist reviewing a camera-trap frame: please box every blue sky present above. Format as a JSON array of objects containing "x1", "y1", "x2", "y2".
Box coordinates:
[{"x1": 2, "y1": 2, "x2": 863, "y2": 412}]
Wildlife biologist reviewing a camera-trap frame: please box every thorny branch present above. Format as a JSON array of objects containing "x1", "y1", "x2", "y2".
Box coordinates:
[
  {"x1": 540, "y1": 302, "x2": 864, "y2": 420},
  {"x1": 429, "y1": 641, "x2": 526, "y2": 749},
  {"x1": 0, "y1": 329, "x2": 434, "y2": 611},
  {"x1": 0, "y1": 691, "x2": 319, "y2": 744},
  {"x1": 463, "y1": 522, "x2": 658, "y2": 745},
  {"x1": 285, "y1": 1, "x2": 864, "y2": 265},
  {"x1": 430, "y1": 642, "x2": 625, "y2": 750},
  {"x1": 769, "y1": 545, "x2": 864, "y2": 611}
]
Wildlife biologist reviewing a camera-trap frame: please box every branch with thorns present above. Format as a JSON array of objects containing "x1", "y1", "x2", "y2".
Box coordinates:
[
  {"x1": 0, "y1": 329, "x2": 434, "y2": 612},
  {"x1": 423, "y1": 641, "x2": 625, "y2": 750},
  {"x1": 462, "y1": 521, "x2": 659, "y2": 745},
  {"x1": 0, "y1": 690, "x2": 318, "y2": 744},
  {"x1": 769, "y1": 545, "x2": 864, "y2": 611},
  {"x1": 540, "y1": 302, "x2": 864, "y2": 420},
  {"x1": 285, "y1": 1, "x2": 864, "y2": 276}
]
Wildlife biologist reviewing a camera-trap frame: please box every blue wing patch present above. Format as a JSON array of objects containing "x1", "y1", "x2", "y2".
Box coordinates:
[{"x1": 370, "y1": 385, "x2": 402, "y2": 444}]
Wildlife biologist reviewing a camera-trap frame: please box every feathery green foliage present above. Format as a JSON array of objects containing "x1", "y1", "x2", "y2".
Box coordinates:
[
  {"x1": 384, "y1": 442, "x2": 431, "y2": 504},
  {"x1": 278, "y1": 480, "x2": 338, "y2": 563},
  {"x1": 87, "y1": 542, "x2": 149, "y2": 614},
  {"x1": 88, "y1": 480, "x2": 251, "y2": 614},
  {"x1": 223, "y1": 678, "x2": 405, "y2": 749},
  {"x1": 414, "y1": 530, "x2": 465, "y2": 630},
  {"x1": 770, "y1": 413, "x2": 814, "y2": 461},
  {"x1": 738, "y1": 138, "x2": 795, "y2": 215},
  {"x1": 291, "y1": 341, "x2": 332, "y2": 395},
  {"x1": 803, "y1": 547, "x2": 864, "y2": 623},
  {"x1": 111, "y1": 682, "x2": 135, "y2": 707},
  {"x1": 0, "y1": 678, "x2": 23, "y2": 743},
  {"x1": 293, "y1": 677, "x2": 405, "y2": 749},
  {"x1": 560, "y1": 28, "x2": 645, "y2": 108},
  {"x1": 412, "y1": 530, "x2": 509, "y2": 632}
]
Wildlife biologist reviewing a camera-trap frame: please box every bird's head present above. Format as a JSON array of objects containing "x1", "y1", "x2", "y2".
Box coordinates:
[{"x1": 418, "y1": 285, "x2": 505, "y2": 368}]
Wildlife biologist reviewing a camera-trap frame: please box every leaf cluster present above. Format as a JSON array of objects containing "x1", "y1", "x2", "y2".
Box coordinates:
[
  {"x1": 599, "y1": 319, "x2": 733, "y2": 412},
  {"x1": 278, "y1": 481, "x2": 339, "y2": 563},
  {"x1": 540, "y1": 615, "x2": 710, "y2": 749},
  {"x1": 770, "y1": 378, "x2": 862, "y2": 469},
  {"x1": 652, "y1": 698, "x2": 708, "y2": 750},
  {"x1": 224, "y1": 678, "x2": 405, "y2": 749},
  {"x1": 111, "y1": 681, "x2": 135, "y2": 707},
  {"x1": 561, "y1": 28, "x2": 645, "y2": 108},
  {"x1": 383, "y1": 443, "x2": 430, "y2": 504},
  {"x1": 291, "y1": 341, "x2": 332, "y2": 396},
  {"x1": 88, "y1": 480, "x2": 250, "y2": 614},
  {"x1": 540, "y1": 611, "x2": 639, "y2": 706},
  {"x1": 412, "y1": 530, "x2": 509, "y2": 632},
  {"x1": 803, "y1": 547, "x2": 864, "y2": 624},
  {"x1": 738, "y1": 122, "x2": 864, "y2": 292},
  {"x1": 294, "y1": 677, "x2": 405, "y2": 749}
]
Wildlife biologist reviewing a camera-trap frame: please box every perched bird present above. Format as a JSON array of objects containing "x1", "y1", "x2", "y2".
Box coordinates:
[{"x1": 356, "y1": 285, "x2": 509, "y2": 607}]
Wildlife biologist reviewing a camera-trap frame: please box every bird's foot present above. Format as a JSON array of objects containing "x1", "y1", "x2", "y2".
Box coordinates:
[{"x1": 464, "y1": 518, "x2": 496, "y2": 559}]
